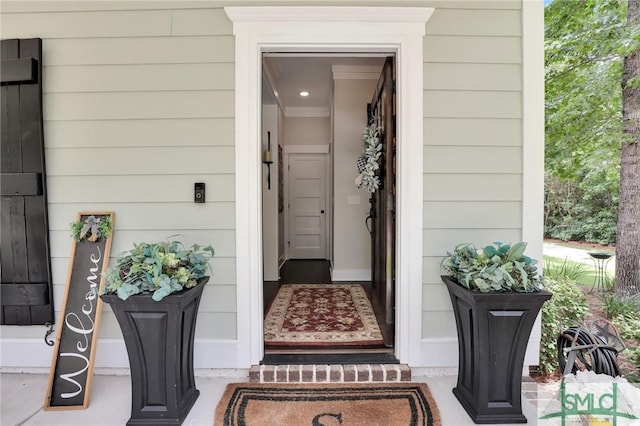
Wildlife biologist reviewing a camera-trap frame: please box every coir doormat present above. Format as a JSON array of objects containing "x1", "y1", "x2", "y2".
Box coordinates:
[
  {"x1": 214, "y1": 382, "x2": 441, "y2": 426},
  {"x1": 264, "y1": 284, "x2": 384, "y2": 347}
]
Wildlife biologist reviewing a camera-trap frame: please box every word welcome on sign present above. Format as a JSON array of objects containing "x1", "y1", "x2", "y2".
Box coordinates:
[{"x1": 44, "y1": 212, "x2": 115, "y2": 410}]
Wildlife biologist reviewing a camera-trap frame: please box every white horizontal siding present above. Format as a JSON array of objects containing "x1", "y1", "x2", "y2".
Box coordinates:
[
  {"x1": 171, "y1": 9, "x2": 233, "y2": 35},
  {"x1": 424, "y1": 63, "x2": 521, "y2": 91},
  {"x1": 48, "y1": 230, "x2": 236, "y2": 259},
  {"x1": 43, "y1": 36, "x2": 234, "y2": 66},
  {"x1": 45, "y1": 146, "x2": 234, "y2": 175},
  {"x1": 423, "y1": 201, "x2": 522, "y2": 229},
  {"x1": 423, "y1": 257, "x2": 445, "y2": 284},
  {"x1": 425, "y1": 8, "x2": 521, "y2": 36},
  {"x1": 422, "y1": 283, "x2": 450, "y2": 310},
  {"x1": 424, "y1": 91, "x2": 522, "y2": 118},
  {"x1": 44, "y1": 63, "x2": 234, "y2": 93},
  {"x1": 423, "y1": 174, "x2": 522, "y2": 201},
  {"x1": 424, "y1": 118, "x2": 521, "y2": 147},
  {"x1": 45, "y1": 118, "x2": 234, "y2": 148},
  {"x1": 194, "y1": 313, "x2": 237, "y2": 339},
  {"x1": 424, "y1": 146, "x2": 522, "y2": 174},
  {"x1": 424, "y1": 35, "x2": 521, "y2": 64},
  {"x1": 423, "y1": 229, "x2": 522, "y2": 257},
  {"x1": 48, "y1": 204, "x2": 235, "y2": 230},
  {"x1": 44, "y1": 91, "x2": 234, "y2": 120},
  {"x1": 422, "y1": 6, "x2": 526, "y2": 344},
  {"x1": 48, "y1": 175, "x2": 235, "y2": 202},
  {"x1": 1, "y1": 10, "x2": 172, "y2": 38},
  {"x1": 422, "y1": 311, "x2": 457, "y2": 338}
]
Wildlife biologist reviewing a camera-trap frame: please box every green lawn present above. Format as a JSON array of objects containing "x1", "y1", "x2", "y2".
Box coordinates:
[{"x1": 543, "y1": 255, "x2": 612, "y2": 289}]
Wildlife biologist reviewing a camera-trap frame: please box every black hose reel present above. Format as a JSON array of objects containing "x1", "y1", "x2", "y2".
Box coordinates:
[{"x1": 557, "y1": 319, "x2": 625, "y2": 378}]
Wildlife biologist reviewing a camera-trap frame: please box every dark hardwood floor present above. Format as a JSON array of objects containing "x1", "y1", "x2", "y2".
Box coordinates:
[{"x1": 262, "y1": 259, "x2": 395, "y2": 364}]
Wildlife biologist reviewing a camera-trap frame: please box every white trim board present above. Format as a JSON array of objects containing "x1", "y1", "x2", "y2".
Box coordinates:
[{"x1": 226, "y1": 6, "x2": 434, "y2": 367}]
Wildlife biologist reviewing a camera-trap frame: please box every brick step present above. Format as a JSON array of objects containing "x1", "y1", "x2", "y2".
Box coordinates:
[{"x1": 250, "y1": 364, "x2": 411, "y2": 383}]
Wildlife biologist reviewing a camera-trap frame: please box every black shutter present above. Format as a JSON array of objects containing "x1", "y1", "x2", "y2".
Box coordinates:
[{"x1": 1, "y1": 38, "x2": 54, "y2": 325}]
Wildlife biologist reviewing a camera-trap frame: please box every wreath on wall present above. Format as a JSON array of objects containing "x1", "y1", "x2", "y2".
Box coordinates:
[{"x1": 355, "y1": 123, "x2": 382, "y2": 193}]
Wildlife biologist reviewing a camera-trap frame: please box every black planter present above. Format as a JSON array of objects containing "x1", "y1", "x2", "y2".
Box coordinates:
[
  {"x1": 442, "y1": 275, "x2": 551, "y2": 424},
  {"x1": 101, "y1": 279, "x2": 207, "y2": 426}
]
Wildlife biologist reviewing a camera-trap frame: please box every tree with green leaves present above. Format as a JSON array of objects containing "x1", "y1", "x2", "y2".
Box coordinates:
[{"x1": 545, "y1": 0, "x2": 639, "y2": 295}]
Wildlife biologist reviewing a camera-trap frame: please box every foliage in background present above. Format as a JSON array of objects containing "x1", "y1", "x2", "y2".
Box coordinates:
[
  {"x1": 601, "y1": 293, "x2": 640, "y2": 320},
  {"x1": 539, "y1": 277, "x2": 590, "y2": 375},
  {"x1": 544, "y1": 173, "x2": 618, "y2": 245},
  {"x1": 544, "y1": 0, "x2": 637, "y2": 245},
  {"x1": 601, "y1": 293, "x2": 640, "y2": 381}
]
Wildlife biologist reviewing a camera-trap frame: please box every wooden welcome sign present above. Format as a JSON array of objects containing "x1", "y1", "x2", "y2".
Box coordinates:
[{"x1": 44, "y1": 212, "x2": 115, "y2": 410}]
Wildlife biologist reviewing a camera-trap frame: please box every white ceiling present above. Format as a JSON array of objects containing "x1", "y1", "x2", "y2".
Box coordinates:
[{"x1": 262, "y1": 55, "x2": 385, "y2": 111}]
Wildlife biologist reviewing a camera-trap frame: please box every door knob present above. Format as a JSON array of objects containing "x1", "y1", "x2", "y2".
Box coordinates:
[{"x1": 321, "y1": 210, "x2": 325, "y2": 214}]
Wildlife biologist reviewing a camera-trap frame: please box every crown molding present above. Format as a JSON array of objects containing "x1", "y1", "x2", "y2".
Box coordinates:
[
  {"x1": 225, "y1": 7, "x2": 434, "y2": 25},
  {"x1": 332, "y1": 65, "x2": 382, "y2": 80}
]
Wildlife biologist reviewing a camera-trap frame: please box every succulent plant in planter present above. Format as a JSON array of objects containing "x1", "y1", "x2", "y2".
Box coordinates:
[
  {"x1": 100, "y1": 239, "x2": 214, "y2": 426},
  {"x1": 441, "y1": 241, "x2": 544, "y2": 293},
  {"x1": 103, "y1": 240, "x2": 214, "y2": 301},
  {"x1": 440, "y1": 241, "x2": 551, "y2": 424}
]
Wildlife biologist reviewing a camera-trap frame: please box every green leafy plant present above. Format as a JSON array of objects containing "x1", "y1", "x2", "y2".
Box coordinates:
[
  {"x1": 601, "y1": 293, "x2": 640, "y2": 321},
  {"x1": 538, "y1": 277, "x2": 590, "y2": 375},
  {"x1": 441, "y1": 241, "x2": 544, "y2": 293},
  {"x1": 70, "y1": 215, "x2": 112, "y2": 242},
  {"x1": 625, "y1": 347, "x2": 640, "y2": 383},
  {"x1": 103, "y1": 240, "x2": 214, "y2": 301},
  {"x1": 543, "y1": 256, "x2": 591, "y2": 283}
]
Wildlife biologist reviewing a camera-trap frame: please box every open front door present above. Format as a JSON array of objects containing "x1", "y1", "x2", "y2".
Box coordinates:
[{"x1": 367, "y1": 57, "x2": 396, "y2": 347}]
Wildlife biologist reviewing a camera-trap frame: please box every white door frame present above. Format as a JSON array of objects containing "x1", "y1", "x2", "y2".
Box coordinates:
[
  {"x1": 226, "y1": 6, "x2": 434, "y2": 367},
  {"x1": 283, "y1": 145, "x2": 331, "y2": 261}
]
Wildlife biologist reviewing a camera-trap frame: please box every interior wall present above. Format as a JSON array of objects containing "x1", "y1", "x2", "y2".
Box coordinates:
[
  {"x1": 284, "y1": 116, "x2": 330, "y2": 145},
  {"x1": 261, "y1": 104, "x2": 279, "y2": 281},
  {"x1": 331, "y1": 77, "x2": 379, "y2": 281}
]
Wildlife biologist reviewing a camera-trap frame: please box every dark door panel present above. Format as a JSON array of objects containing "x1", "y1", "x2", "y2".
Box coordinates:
[{"x1": 367, "y1": 57, "x2": 396, "y2": 347}]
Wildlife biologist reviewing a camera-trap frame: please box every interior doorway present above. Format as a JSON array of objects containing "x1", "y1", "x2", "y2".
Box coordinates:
[
  {"x1": 287, "y1": 153, "x2": 328, "y2": 259},
  {"x1": 260, "y1": 53, "x2": 397, "y2": 361}
]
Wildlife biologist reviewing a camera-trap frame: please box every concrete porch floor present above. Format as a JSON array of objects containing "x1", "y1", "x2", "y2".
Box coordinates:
[{"x1": 0, "y1": 372, "x2": 556, "y2": 426}]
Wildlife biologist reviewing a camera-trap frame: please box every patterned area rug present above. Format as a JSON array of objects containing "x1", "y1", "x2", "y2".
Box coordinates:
[
  {"x1": 264, "y1": 284, "x2": 384, "y2": 347},
  {"x1": 214, "y1": 383, "x2": 441, "y2": 426}
]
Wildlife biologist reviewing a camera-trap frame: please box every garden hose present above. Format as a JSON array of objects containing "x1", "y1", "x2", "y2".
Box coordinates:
[{"x1": 557, "y1": 326, "x2": 621, "y2": 377}]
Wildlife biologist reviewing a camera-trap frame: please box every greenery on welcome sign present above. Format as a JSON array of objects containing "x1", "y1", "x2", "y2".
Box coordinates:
[{"x1": 103, "y1": 240, "x2": 214, "y2": 301}]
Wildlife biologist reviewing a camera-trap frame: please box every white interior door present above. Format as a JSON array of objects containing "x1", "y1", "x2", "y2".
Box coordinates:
[{"x1": 288, "y1": 153, "x2": 326, "y2": 259}]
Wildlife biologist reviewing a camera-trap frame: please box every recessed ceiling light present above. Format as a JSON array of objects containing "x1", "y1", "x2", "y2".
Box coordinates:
[{"x1": 299, "y1": 91, "x2": 309, "y2": 97}]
